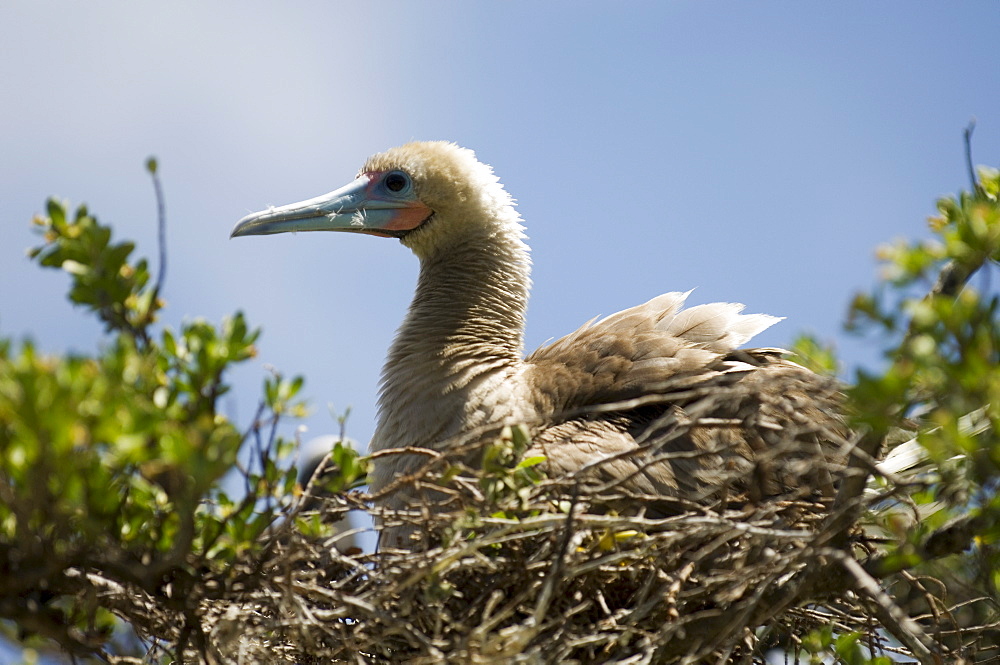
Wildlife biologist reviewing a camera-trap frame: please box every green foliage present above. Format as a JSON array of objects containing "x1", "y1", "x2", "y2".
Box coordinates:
[
  {"x1": 789, "y1": 333, "x2": 841, "y2": 375},
  {"x1": 833, "y1": 165, "x2": 1000, "y2": 661},
  {"x1": 479, "y1": 424, "x2": 545, "y2": 511},
  {"x1": 752, "y1": 163, "x2": 1000, "y2": 664},
  {"x1": 1, "y1": 195, "x2": 363, "y2": 659},
  {"x1": 27, "y1": 200, "x2": 158, "y2": 341},
  {"x1": 800, "y1": 626, "x2": 894, "y2": 665},
  {"x1": 434, "y1": 425, "x2": 546, "y2": 547},
  {"x1": 300, "y1": 438, "x2": 370, "y2": 498},
  {"x1": 849, "y1": 166, "x2": 1000, "y2": 512}
]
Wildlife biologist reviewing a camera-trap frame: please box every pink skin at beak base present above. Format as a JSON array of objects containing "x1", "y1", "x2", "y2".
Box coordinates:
[{"x1": 362, "y1": 171, "x2": 433, "y2": 234}]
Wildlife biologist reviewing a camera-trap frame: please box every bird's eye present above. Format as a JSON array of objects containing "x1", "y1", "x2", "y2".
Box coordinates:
[{"x1": 384, "y1": 171, "x2": 410, "y2": 193}]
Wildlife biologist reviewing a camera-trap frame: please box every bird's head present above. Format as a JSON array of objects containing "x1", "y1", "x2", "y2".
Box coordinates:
[{"x1": 231, "y1": 141, "x2": 520, "y2": 260}]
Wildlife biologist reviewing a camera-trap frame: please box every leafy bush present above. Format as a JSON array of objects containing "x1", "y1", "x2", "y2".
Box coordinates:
[{"x1": 1, "y1": 181, "x2": 358, "y2": 661}]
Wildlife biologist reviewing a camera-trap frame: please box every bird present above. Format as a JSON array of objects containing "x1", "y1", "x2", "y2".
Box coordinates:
[{"x1": 232, "y1": 141, "x2": 844, "y2": 548}]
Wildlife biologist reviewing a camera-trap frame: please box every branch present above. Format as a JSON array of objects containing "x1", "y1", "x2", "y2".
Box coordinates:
[
  {"x1": 920, "y1": 123, "x2": 989, "y2": 305},
  {"x1": 826, "y1": 549, "x2": 941, "y2": 664},
  {"x1": 964, "y1": 119, "x2": 979, "y2": 195},
  {"x1": 147, "y1": 156, "x2": 167, "y2": 298}
]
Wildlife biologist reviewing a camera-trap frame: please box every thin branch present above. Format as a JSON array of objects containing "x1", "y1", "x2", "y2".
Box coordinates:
[
  {"x1": 915, "y1": 121, "x2": 990, "y2": 305},
  {"x1": 533, "y1": 482, "x2": 579, "y2": 626},
  {"x1": 964, "y1": 119, "x2": 979, "y2": 194},
  {"x1": 826, "y1": 549, "x2": 940, "y2": 664},
  {"x1": 147, "y1": 157, "x2": 167, "y2": 298}
]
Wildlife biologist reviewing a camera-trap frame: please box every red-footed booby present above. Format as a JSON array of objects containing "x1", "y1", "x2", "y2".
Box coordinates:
[{"x1": 232, "y1": 141, "x2": 843, "y2": 548}]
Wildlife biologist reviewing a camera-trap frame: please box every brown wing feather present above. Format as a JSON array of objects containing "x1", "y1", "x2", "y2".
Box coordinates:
[
  {"x1": 524, "y1": 292, "x2": 779, "y2": 414},
  {"x1": 522, "y1": 293, "x2": 846, "y2": 512},
  {"x1": 527, "y1": 357, "x2": 846, "y2": 514}
]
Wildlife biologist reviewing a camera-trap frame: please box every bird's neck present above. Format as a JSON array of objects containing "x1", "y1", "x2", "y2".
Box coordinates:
[
  {"x1": 408, "y1": 229, "x2": 530, "y2": 361},
  {"x1": 372, "y1": 221, "x2": 531, "y2": 457}
]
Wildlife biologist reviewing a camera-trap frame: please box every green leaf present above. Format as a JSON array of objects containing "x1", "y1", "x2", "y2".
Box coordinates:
[{"x1": 516, "y1": 455, "x2": 546, "y2": 469}]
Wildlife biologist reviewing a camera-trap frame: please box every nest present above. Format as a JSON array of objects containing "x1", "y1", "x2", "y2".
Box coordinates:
[{"x1": 92, "y1": 379, "x2": 999, "y2": 664}]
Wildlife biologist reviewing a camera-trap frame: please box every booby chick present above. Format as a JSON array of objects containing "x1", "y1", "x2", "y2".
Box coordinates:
[{"x1": 232, "y1": 142, "x2": 843, "y2": 548}]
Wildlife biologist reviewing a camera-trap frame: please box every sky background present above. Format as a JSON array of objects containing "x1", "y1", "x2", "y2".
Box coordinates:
[{"x1": 2, "y1": 3, "x2": 1000, "y2": 559}]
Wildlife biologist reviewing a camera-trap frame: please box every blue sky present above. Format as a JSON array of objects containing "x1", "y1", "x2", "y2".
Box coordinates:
[{"x1": 2, "y1": 3, "x2": 999, "y2": 472}]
